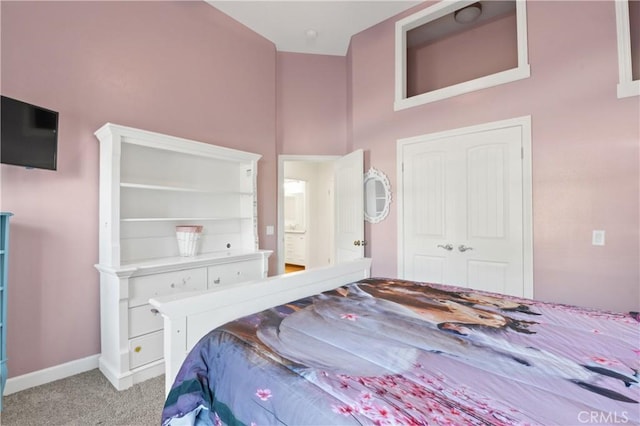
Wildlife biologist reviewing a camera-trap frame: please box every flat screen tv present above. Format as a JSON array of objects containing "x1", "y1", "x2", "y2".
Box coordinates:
[{"x1": 1, "y1": 95, "x2": 58, "y2": 170}]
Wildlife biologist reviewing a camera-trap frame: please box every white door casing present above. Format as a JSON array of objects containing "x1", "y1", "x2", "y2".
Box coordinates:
[
  {"x1": 277, "y1": 152, "x2": 364, "y2": 274},
  {"x1": 397, "y1": 117, "x2": 533, "y2": 298},
  {"x1": 335, "y1": 149, "x2": 365, "y2": 263}
]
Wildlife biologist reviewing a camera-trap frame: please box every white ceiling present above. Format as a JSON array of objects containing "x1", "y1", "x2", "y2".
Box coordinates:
[{"x1": 206, "y1": 1, "x2": 422, "y2": 56}]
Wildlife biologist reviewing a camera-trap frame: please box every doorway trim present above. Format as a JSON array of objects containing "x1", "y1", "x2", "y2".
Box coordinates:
[
  {"x1": 396, "y1": 115, "x2": 533, "y2": 298},
  {"x1": 277, "y1": 155, "x2": 340, "y2": 275}
]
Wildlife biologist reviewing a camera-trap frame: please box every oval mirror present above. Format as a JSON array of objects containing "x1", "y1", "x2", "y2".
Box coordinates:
[{"x1": 364, "y1": 168, "x2": 391, "y2": 223}]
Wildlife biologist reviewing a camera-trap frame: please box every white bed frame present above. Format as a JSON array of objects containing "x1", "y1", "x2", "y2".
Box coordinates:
[{"x1": 149, "y1": 258, "x2": 372, "y2": 394}]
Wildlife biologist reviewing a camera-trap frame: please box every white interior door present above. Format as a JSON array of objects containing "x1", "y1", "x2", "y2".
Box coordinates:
[
  {"x1": 278, "y1": 152, "x2": 364, "y2": 274},
  {"x1": 334, "y1": 149, "x2": 364, "y2": 263},
  {"x1": 400, "y1": 121, "x2": 530, "y2": 297}
]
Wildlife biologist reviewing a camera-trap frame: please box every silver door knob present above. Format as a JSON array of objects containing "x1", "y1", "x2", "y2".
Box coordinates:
[
  {"x1": 458, "y1": 245, "x2": 473, "y2": 252},
  {"x1": 437, "y1": 244, "x2": 453, "y2": 251}
]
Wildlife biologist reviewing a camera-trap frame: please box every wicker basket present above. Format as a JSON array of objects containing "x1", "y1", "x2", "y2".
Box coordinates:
[{"x1": 175, "y1": 225, "x2": 203, "y2": 257}]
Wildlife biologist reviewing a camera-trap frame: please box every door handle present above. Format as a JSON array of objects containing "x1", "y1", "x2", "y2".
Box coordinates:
[
  {"x1": 437, "y1": 244, "x2": 453, "y2": 251},
  {"x1": 458, "y1": 245, "x2": 473, "y2": 252},
  {"x1": 353, "y1": 240, "x2": 367, "y2": 246}
]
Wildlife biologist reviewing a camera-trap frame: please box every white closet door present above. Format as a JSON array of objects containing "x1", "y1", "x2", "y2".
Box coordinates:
[
  {"x1": 334, "y1": 149, "x2": 364, "y2": 263},
  {"x1": 402, "y1": 126, "x2": 525, "y2": 297},
  {"x1": 403, "y1": 144, "x2": 453, "y2": 285}
]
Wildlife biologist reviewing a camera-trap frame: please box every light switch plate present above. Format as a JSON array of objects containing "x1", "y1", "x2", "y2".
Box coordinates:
[
  {"x1": 592, "y1": 230, "x2": 605, "y2": 246},
  {"x1": 266, "y1": 225, "x2": 274, "y2": 236}
]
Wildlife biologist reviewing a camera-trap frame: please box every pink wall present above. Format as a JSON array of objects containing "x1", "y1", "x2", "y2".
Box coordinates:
[
  {"x1": 350, "y1": 1, "x2": 639, "y2": 313},
  {"x1": 277, "y1": 52, "x2": 347, "y2": 155},
  {"x1": 0, "y1": 1, "x2": 277, "y2": 377}
]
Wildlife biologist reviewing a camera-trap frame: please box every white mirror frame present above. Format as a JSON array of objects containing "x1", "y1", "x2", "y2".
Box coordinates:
[{"x1": 364, "y1": 168, "x2": 392, "y2": 224}]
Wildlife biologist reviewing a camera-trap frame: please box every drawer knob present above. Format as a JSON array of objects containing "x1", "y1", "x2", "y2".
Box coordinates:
[
  {"x1": 150, "y1": 308, "x2": 159, "y2": 315},
  {"x1": 134, "y1": 346, "x2": 142, "y2": 353},
  {"x1": 213, "y1": 278, "x2": 221, "y2": 284}
]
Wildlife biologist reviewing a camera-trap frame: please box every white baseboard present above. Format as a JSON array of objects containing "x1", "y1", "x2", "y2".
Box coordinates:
[{"x1": 4, "y1": 354, "x2": 100, "y2": 395}]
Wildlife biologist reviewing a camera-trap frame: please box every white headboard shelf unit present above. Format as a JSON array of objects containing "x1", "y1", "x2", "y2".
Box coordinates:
[{"x1": 95, "y1": 123, "x2": 271, "y2": 390}]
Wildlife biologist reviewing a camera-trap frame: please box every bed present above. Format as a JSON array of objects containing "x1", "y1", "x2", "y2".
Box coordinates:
[{"x1": 150, "y1": 259, "x2": 639, "y2": 425}]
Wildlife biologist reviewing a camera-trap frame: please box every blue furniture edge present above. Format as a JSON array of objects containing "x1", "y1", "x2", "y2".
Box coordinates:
[{"x1": 0, "y1": 212, "x2": 13, "y2": 412}]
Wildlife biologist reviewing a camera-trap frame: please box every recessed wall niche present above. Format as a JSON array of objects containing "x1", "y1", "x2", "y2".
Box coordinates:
[
  {"x1": 616, "y1": 0, "x2": 640, "y2": 98},
  {"x1": 395, "y1": 1, "x2": 530, "y2": 110},
  {"x1": 632, "y1": 1, "x2": 640, "y2": 81}
]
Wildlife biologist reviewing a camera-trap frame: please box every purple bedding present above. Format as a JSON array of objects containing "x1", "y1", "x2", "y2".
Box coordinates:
[{"x1": 161, "y1": 278, "x2": 639, "y2": 425}]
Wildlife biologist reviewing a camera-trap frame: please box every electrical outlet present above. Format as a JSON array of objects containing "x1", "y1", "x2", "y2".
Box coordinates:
[{"x1": 592, "y1": 230, "x2": 605, "y2": 246}]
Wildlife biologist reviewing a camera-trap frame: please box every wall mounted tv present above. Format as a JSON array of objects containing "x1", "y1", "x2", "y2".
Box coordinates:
[{"x1": 1, "y1": 95, "x2": 59, "y2": 170}]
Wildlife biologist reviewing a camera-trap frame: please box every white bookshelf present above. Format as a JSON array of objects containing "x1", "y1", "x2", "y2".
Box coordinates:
[{"x1": 95, "y1": 123, "x2": 271, "y2": 390}]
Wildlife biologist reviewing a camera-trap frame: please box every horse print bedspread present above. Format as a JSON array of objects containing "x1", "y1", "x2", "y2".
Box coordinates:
[{"x1": 161, "y1": 278, "x2": 639, "y2": 425}]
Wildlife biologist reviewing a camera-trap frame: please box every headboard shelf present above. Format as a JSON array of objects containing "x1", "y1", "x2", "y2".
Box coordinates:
[{"x1": 94, "y1": 124, "x2": 270, "y2": 390}]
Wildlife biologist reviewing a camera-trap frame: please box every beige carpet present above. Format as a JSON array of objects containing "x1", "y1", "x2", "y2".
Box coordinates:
[{"x1": 0, "y1": 369, "x2": 165, "y2": 425}]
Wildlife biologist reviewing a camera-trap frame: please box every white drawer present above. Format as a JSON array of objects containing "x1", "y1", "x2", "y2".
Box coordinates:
[
  {"x1": 129, "y1": 304, "x2": 163, "y2": 338},
  {"x1": 129, "y1": 267, "x2": 207, "y2": 307},
  {"x1": 208, "y1": 260, "x2": 262, "y2": 288},
  {"x1": 129, "y1": 330, "x2": 163, "y2": 369}
]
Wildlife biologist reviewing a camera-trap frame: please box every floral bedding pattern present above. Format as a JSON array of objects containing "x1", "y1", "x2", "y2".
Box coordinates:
[{"x1": 161, "y1": 278, "x2": 639, "y2": 425}]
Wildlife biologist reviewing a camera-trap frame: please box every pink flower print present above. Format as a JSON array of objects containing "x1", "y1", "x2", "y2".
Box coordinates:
[
  {"x1": 376, "y1": 406, "x2": 391, "y2": 419},
  {"x1": 256, "y1": 388, "x2": 272, "y2": 401},
  {"x1": 341, "y1": 313, "x2": 358, "y2": 321},
  {"x1": 591, "y1": 329, "x2": 601, "y2": 334},
  {"x1": 360, "y1": 404, "x2": 374, "y2": 413},
  {"x1": 332, "y1": 404, "x2": 357, "y2": 416},
  {"x1": 590, "y1": 355, "x2": 622, "y2": 367},
  {"x1": 359, "y1": 391, "x2": 373, "y2": 402},
  {"x1": 633, "y1": 349, "x2": 640, "y2": 356},
  {"x1": 591, "y1": 356, "x2": 608, "y2": 364}
]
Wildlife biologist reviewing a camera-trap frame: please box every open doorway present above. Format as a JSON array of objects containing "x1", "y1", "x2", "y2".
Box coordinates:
[
  {"x1": 284, "y1": 178, "x2": 307, "y2": 272},
  {"x1": 278, "y1": 155, "x2": 339, "y2": 275}
]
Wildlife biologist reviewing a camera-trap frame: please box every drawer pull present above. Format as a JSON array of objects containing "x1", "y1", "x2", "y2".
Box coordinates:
[
  {"x1": 213, "y1": 278, "x2": 221, "y2": 284},
  {"x1": 171, "y1": 277, "x2": 191, "y2": 289},
  {"x1": 134, "y1": 346, "x2": 142, "y2": 353},
  {"x1": 150, "y1": 308, "x2": 159, "y2": 315}
]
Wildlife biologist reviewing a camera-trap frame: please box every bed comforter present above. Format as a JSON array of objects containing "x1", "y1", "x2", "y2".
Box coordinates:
[{"x1": 161, "y1": 278, "x2": 639, "y2": 425}]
